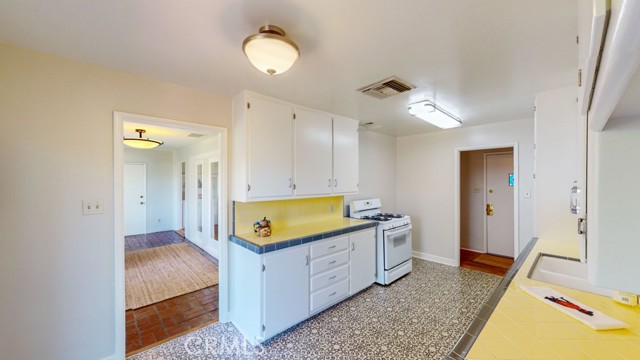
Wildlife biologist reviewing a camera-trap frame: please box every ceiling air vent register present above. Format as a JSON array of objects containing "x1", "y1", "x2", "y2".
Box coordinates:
[{"x1": 357, "y1": 77, "x2": 414, "y2": 99}]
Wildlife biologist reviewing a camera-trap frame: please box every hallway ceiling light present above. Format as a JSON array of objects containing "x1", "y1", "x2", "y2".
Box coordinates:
[
  {"x1": 123, "y1": 129, "x2": 163, "y2": 149},
  {"x1": 242, "y1": 25, "x2": 299, "y2": 76},
  {"x1": 408, "y1": 100, "x2": 462, "y2": 129}
]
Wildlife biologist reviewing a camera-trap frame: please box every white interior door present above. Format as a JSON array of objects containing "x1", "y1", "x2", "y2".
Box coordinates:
[
  {"x1": 188, "y1": 159, "x2": 204, "y2": 246},
  {"x1": 123, "y1": 163, "x2": 146, "y2": 236},
  {"x1": 485, "y1": 153, "x2": 514, "y2": 257},
  {"x1": 204, "y1": 157, "x2": 220, "y2": 258}
]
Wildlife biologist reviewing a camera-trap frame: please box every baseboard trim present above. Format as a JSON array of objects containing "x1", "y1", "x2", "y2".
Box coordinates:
[
  {"x1": 97, "y1": 353, "x2": 120, "y2": 360},
  {"x1": 413, "y1": 251, "x2": 457, "y2": 267},
  {"x1": 460, "y1": 247, "x2": 485, "y2": 254}
]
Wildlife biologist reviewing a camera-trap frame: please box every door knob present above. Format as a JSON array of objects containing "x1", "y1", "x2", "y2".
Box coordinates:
[{"x1": 486, "y1": 203, "x2": 494, "y2": 216}]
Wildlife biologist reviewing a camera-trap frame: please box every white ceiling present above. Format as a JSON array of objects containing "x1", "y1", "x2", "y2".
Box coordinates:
[{"x1": 0, "y1": 0, "x2": 582, "y2": 136}]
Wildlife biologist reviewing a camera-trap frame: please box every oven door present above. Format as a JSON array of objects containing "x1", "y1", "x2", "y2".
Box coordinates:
[{"x1": 383, "y1": 225, "x2": 412, "y2": 270}]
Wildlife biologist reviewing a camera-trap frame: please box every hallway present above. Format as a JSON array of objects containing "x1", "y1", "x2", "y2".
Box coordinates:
[{"x1": 125, "y1": 231, "x2": 219, "y2": 355}]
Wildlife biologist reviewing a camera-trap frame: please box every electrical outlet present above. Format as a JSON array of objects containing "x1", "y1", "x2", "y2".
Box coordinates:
[
  {"x1": 613, "y1": 291, "x2": 639, "y2": 306},
  {"x1": 329, "y1": 204, "x2": 334, "y2": 213},
  {"x1": 473, "y1": 187, "x2": 481, "y2": 193}
]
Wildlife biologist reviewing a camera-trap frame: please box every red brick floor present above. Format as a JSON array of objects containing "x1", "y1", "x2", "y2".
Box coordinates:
[{"x1": 125, "y1": 231, "x2": 219, "y2": 355}]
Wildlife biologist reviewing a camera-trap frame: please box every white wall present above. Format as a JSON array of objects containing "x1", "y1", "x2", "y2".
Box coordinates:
[
  {"x1": 175, "y1": 137, "x2": 219, "y2": 162},
  {"x1": 460, "y1": 148, "x2": 512, "y2": 252},
  {"x1": 344, "y1": 130, "x2": 397, "y2": 214},
  {"x1": 534, "y1": 86, "x2": 581, "y2": 242},
  {"x1": 124, "y1": 148, "x2": 176, "y2": 233},
  {"x1": 0, "y1": 44, "x2": 230, "y2": 360},
  {"x1": 396, "y1": 118, "x2": 535, "y2": 264},
  {"x1": 588, "y1": 116, "x2": 640, "y2": 293}
]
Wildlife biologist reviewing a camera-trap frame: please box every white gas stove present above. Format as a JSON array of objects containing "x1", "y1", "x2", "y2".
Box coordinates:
[{"x1": 349, "y1": 199, "x2": 413, "y2": 285}]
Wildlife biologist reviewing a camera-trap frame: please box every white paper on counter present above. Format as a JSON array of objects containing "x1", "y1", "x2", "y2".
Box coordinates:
[{"x1": 520, "y1": 285, "x2": 628, "y2": 330}]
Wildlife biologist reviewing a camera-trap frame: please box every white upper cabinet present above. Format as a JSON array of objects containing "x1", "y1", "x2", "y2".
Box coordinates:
[
  {"x1": 248, "y1": 96, "x2": 294, "y2": 198},
  {"x1": 577, "y1": 0, "x2": 607, "y2": 115},
  {"x1": 232, "y1": 92, "x2": 293, "y2": 201},
  {"x1": 232, "y1": 90, "x2": 359, "y2": 201},
  {"x1": 294, "y1": 108, "x2": 333, "y2": 196},
  {"x1": 332, "y1": 116, "x2": 359, "y2": 194}
]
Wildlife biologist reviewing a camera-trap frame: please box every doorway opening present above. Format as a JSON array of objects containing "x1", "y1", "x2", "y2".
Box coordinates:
[
  {"x1": 456, "y1": 145, "x2": 518, "y2": 276},
  {"x1": 114, "y1": 112, "x2": 228, "y2": 357}
]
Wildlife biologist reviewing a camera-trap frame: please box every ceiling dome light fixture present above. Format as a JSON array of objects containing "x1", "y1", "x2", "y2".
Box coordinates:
[
  {"x1": 408, "y1": 100, "x2": 462, "y2": 129},
  {"x1": 242, "y1": 25, "x2": 299, "y2": 75},
  {"x1": 123, "y1": 129, "x2": 163, "y2": 149}
]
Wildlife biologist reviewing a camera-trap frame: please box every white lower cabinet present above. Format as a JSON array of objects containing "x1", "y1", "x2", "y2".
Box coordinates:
[
  {"x1": 310, "y1": 279, "x2": 350, "y2": 313},
  {"x1": 229, "y1": 228, "x2": 376, "y2": 345},
  {"x1": 309, "y1": 236, "x2": 350, "y2": 314},
  {"x1": 349, "y1": 229, "x2": 376, "y2": 295},
  {"x1": 262, "y1": 245, "x2": 310, "y2": 339}
]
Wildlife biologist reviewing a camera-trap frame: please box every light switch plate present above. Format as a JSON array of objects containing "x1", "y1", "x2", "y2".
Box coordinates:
[
  {"x1": 83, "y1": 200, "x2": 104, "y2": 215},
  {"x1": 524, "y1": 190, "x2": 531, "y2": 199}
]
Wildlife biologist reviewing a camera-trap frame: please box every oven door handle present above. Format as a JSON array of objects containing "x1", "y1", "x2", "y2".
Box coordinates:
[{"x1": 385, "y1": 225, "x2": 412, "y2": 235}]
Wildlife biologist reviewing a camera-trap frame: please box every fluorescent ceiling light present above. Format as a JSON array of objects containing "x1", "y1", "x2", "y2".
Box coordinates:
[
  {"x1": 243, "y1": 25, "x2": 299, "y2": 76},
  {"x1": 408, "y1": 101, "x2": 462, "y2": 129}
]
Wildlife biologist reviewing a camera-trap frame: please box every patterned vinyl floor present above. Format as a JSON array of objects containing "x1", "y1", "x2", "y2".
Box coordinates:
[{"x1": 129, "y1": 258, "x2": 500, "y2": 360}]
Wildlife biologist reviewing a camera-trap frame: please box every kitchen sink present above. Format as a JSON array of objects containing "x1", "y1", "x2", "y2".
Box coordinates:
[{"x1": 527, "y1": 253, "x2": 614, "y2": 297}]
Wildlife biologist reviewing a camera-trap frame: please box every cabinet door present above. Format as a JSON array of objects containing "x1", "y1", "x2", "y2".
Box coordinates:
[
  {"x1": 294, "y1": 108, "x2": 333, "y2": 196},
  {"x1": 349, "y1": 229, "x2": 376, "y2": 295},
  {"x1": 262, "y1": 246, "x2": 309, "y2": 339},
  {"x1": 333, "y1": 116, "x2": 359, "y2": 194},
  {"x1": 247, "y1": 96, "x2": 293, "y2": 198}
]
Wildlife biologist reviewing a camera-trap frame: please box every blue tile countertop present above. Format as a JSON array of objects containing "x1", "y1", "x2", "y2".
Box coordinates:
[{"x1": 230, "y1": 218, "x2": 377, "y2": 255}]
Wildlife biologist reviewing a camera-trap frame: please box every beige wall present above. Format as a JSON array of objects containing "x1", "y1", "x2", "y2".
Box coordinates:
[
  {"x1": 534, "y1": 86, "x2": 581, "y2": 242},
  {"x1": 344, "y1": 130, "x2": 397, "y2": 214},
  {"x1": 397, "y1": 118, "x2": 535, "y2": 264},
  {"x1": 0, "y1": 43, "x2": 230, "y2": 360}
]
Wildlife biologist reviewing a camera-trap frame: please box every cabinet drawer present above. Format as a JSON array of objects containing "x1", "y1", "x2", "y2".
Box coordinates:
[
  {"x1": 310, "y1": 279, "x2": 349, "y2": 314},
  {"x1": 310, "y1": 236, "x2": 348, "y2": 259},
  {"x1": 310, "y1": 264, "x2": 349, "y2": 292},
  {"x1": 310, "y1": 250, "x2": 349, "y2": 276}
]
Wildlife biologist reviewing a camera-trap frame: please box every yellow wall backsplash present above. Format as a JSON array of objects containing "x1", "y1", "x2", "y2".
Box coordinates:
[{"x1": 234, "y1": 196, "x2": 344, "y2": 234}]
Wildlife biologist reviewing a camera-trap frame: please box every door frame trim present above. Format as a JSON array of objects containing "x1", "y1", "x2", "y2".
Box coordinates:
[
  {"x1": 113, "y1": 111, "x2": 229, "y2": 359},
  {"x1": 454, "y1": 143, "x2": 519, "y2": 267},
  {"x1": 483, "y1": 151, "x2": 515, "y2": 256}
]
